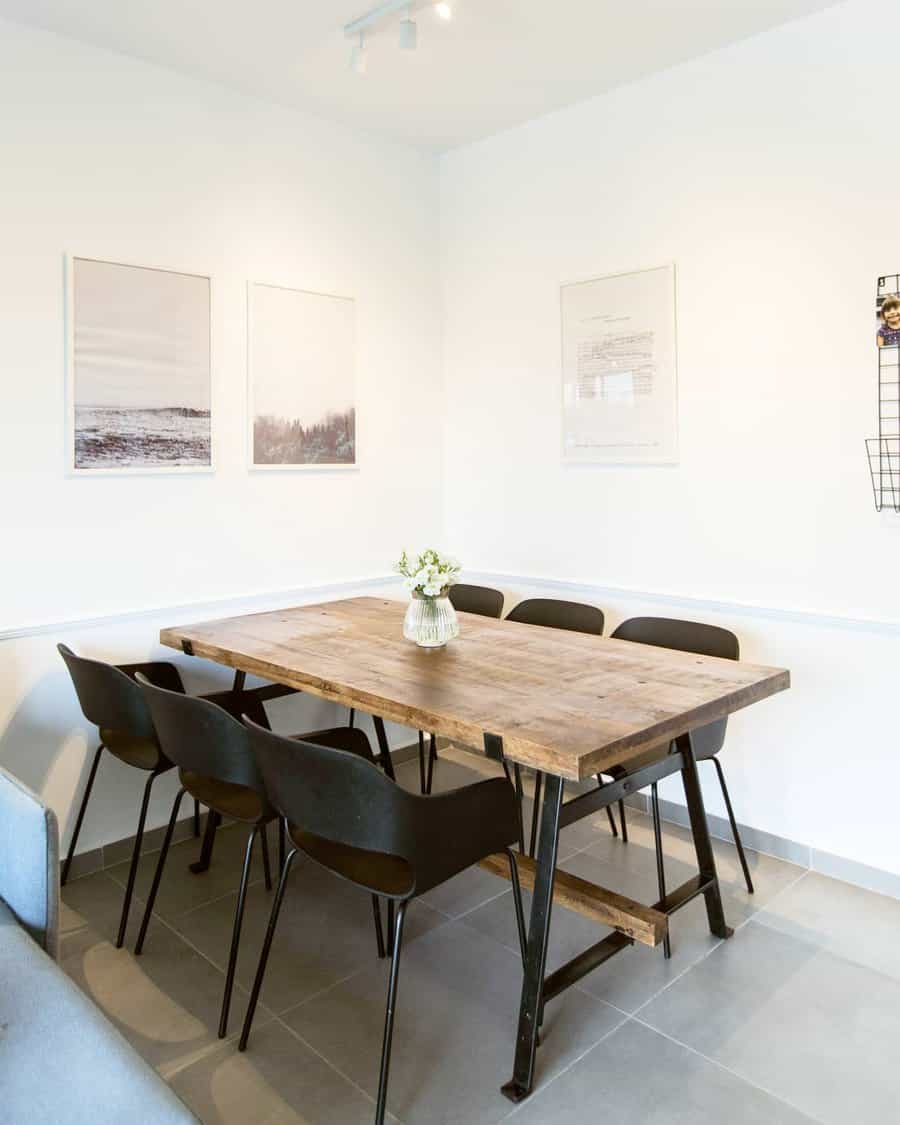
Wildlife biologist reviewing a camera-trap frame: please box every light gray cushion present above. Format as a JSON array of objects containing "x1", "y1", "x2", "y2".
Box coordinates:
[
  {"x1": 0, "y1": 914, "x2": 198, "y2": 1124},
  {"x1": 0, "y1": 766, "x2": 59, "y2": 958}
]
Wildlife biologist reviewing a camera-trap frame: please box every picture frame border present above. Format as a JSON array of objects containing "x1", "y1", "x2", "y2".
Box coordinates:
[
  {"x1": 559, "y1": 261, "x2": 679, "y2": 467},
  {"x1": 64, "y1": 252, "x2": 216, "y2": 478},
  {"x1": 246, "y1": 279, "x2": 360, "y2": 474}
]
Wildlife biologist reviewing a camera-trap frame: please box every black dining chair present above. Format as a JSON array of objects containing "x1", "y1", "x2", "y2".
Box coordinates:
[
  {"x1": 238, "y1": 717, "x2": 527, "y2": 1125},
  {"x1": 132, "y1": 678, "x2": 383, "y2": 1039},
  {"x1": 414, "y1": 582, "x2": 506, "y2": 795},
  {"x1": 57, "y1": 644, "x2": 270, "y2": 949},
  {"x1": 503, "y1": 598, "x2": 622, "y2": 852},
  {"x1": 610, "y1": 617, "x2": 753, "y2": 917},
  {"x1": 448, "y1": 582, "x2": 504, "y2": 619}
]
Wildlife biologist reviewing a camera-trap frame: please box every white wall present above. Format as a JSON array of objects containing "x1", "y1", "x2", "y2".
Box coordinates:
[
  {"x1": 440, "y1": 0, "x2": 900, "y2": 876},
  {"x1": 0, "y1": 19, "x2": 441, "y2": 852},
  {"x1": 6, "y1": 2, "x2": 900, "y2": 882}
]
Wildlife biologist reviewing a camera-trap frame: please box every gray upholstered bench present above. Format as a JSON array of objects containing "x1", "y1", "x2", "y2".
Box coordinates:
[{"x1": 0, "y1": 767, "x2": 198, "y2": 1125}]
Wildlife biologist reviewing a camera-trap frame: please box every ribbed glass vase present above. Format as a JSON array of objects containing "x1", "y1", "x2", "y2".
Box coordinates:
[{"x1": 403, "y1": 592, "x2": 459, "y2": 648}]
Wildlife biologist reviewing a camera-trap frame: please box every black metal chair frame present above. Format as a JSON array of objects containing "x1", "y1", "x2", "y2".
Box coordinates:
[
  {"x1": 131, "y1": 676, "x2": 387, "y2": 1039},
  {"x1": 502, "y1": 599, "x2": 624, "y2": 852},
  {"x1": 238, "y1": 717, "x2": 526, "y2": 1125},
  {"x1": 609, "y1": 616, "x2": 754, "y2": 959},
  {"x1": 58, "y1": 645, "x2": 208, "y2": 949},
  {"x1": 131, "y1": 675, "x2": 279, "y2": 1038}
]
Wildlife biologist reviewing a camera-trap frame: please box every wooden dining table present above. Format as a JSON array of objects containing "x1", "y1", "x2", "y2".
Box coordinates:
[{"x1": 160, "y1": 595, "x2": 790, "y2": 1103}]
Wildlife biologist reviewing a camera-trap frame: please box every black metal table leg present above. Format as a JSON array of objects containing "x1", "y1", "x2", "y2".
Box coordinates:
[
  {"x1": 425, "y1": 733, "x2": 437, "y2": 794},
  {"x1": 501, "y1": 772, "x2": 564, "y2": 1104},
  {"x1": 676, "y1": 733, "x2": 732, "y2": 940},
  {"x1": 528, "y1": 771, "x2": 543, "y2": 857},
  {"x1": 417, "y1": 730, "x2": 427, "y2": 794}
]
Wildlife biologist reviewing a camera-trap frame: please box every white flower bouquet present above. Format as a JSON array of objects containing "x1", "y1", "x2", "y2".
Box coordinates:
[{"x1": 395, "y1": 548, "x2": 461, "y2": 599}]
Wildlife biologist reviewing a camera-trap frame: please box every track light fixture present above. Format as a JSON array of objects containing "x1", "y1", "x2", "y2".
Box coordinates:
[
  {"x1": 398, "y1": 13, "x2": 417, "y2": 50},
  {"x1": 345, "y1": 0, "x2": 453, "y2": 73},
  {"x1": 349, "y1": 31, "x2": 367, "y2": 74}
]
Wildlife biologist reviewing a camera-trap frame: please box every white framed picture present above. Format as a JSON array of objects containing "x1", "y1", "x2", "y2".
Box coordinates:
[
  {"x1": 247, "y1": 281, "x2": 357, "y2": 470},
  {"x1": 65, "y1": 255, "x2": 212, "y2": 474},
  {"x1": 561, "y1": 263, "x2": 678, "y2": 465}
]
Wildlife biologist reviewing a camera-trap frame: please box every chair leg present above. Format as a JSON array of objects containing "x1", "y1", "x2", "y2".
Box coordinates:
[
  {"x1": 712, "y1": 757, "x2": 754, "y2": 894},
  {"x1": 387, "y1": 899, "x2": 394, "y2": 944},
  {"x1": 116, "y1": 769, "x2": 160, "y2": 949},
  {"x1": 61, "y1": 745, "x2": 104, "y2": 886},
  {"x1": 239, "y1": 848, "x2": 299, "y2": 1052},
  {"x1": 506, "y1": 849, "x2": 527, "y2": 969},
  {"x1": 190, "y1": 808, "x2": 221, "y2": 875},
  {"x1": 372, "y1": 895, "x2": 386, "y2": 959},
  {"x1": 135, "y1": 789, "x2": 186, "y2": 954},
  {"x1": 260, "y1": 824, "x2": 273, "y2": 891},
  {"x1": 193, "y1": 798, "x2": 201, "y2": 837},
  {"x1": 651, "y1": 783, "x2": 672, "y2": 959},
  {"x1": 619, "y1": 799, "x2": 628, "y2": 843},
  {"x1": 219, "y1": 825, "x2": 259, "y2": 1038},
  {"x1": 417, "y1": 731, "x2": 427, "y2": 794},
  {"x1": 529, "y1": 771, "x2": 543, "y2": 858},
  {"x1": 425, "y1": 734, "x2": 437, "y2": 794},
  {"x1": 595, "y1": 776, "x2": 619, "y2": 839},
  {"x1": 348, "y1": 707, "x2": 355, "y2": 728},
  {"x1": 375, "y1": 901, "x2": 408, "y2": 1125}
]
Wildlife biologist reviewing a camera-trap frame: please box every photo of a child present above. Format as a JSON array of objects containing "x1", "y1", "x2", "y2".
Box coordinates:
[{"x1": 877, "y1": 292, "x2": 900, "y2": 347}]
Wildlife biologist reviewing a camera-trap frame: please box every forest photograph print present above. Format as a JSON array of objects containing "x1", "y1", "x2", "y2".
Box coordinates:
[
  {"x1": 69, "y1": 257, "x2": 211, "y2": 472},
  {"x1": 249, "y1": 283, "x2": 356, "y2": 468}
]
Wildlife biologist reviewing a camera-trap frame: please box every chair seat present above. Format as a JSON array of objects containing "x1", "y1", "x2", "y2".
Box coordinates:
[
  {"x1": 179, "y1": 771, "x2": 271, "y2": 824},
  {"x1": 289, "y1": 826, "x2": 415, "y2": 898},
  {"x1": 100, "y1": 729, "x2": 169, "y2": 772},
  {"x1": 607, "y1": 740, "x2": 673, "y2": 779},
  {"x1": 291, "y1": 726, "x2": 375, "y2": 761}
]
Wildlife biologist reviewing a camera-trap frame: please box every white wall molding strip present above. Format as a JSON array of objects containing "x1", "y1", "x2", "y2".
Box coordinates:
[
  {"x1": 0, "y1": 574, "x2": 403, "y2": 643},
  {"x1": 467, "y1": 569, "x2": 900, "y2": 636}
]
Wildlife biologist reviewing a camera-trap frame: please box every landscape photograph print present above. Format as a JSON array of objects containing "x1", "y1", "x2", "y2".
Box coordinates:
[
  {"x1": 248, "y1": 282, "x2": 356, "y2": 468},
  {"x1": 69, "y1": 257, "x2": 211, "y2": 472}
]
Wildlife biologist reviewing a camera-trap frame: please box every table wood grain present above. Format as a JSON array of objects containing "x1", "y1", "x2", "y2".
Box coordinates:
[{"x1": 160, "y1": 596, "x2": 789, "y2": 781}]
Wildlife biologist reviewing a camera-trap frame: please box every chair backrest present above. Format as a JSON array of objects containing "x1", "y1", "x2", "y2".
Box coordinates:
[
  {"x1": 245, "y1": 718, "x2": 417, "y2": 858},
  {"x1": 245, "y1": 719, "x2": 522, "y2": 897},
  {"x1": 505, "y1": 597, "x2": 605, "y2": 636},
  {"x1": 135, "y1": 675, "x2": 266, "y2": 794},
  {"x1": 611, "y1": 616, "x2": 739, "y2": 759},
  {"x1": 58, "y1": 643, "x2": 157, "y2": 743},
  {"x1": 0, "y1": 766, "x2": 59, "y2": 959},
  {"x1": 448, "y1": 583, "x2": 504, "y2": 619}
]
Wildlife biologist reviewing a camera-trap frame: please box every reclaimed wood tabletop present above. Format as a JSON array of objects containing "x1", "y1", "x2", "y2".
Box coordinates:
[{"x1": 161, "y1": 596, "x2": 789, "y2": 782}]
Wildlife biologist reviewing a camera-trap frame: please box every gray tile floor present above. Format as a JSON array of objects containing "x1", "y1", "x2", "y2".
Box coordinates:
[{"x1": 60, "y1": 749, "x2": 900, "y2": 1124}]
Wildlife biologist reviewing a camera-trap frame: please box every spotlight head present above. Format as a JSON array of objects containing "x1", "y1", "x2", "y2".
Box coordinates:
[
  {"x1": 435, "y1": 2, "x2": 452, "y2": 19},
  {"x1": 350, "y1": 31, "x2": 367, "y2": 73},
  {"x1": 398, "y1": 16, "x2": 417, "y2": 49}
]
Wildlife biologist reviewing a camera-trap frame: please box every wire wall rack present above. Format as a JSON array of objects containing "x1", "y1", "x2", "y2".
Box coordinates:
[{"x1": 867, "y1": 274, "x2": 900, "y2": 512}]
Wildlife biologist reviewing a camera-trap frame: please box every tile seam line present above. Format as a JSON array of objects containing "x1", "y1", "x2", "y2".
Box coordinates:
[
  {"x1": 630, "y1": 867, "x2": 811, "y2": 1019},
  {"x1": 105, "y1": 865, "x2": 266, "y2": 919},
  {"x1": 629, "y1": 1015, "x2": 827, "y2": 1125},
  {"x1": 271, "y1": 1013, "x2": 407, "y2": 1122},
  {"x1": 498, "y1": 1010, "x2": 631, "y2": 1121},
  {"x1": 270, "y1": 903, "x2": 456, "y2": 1021}
]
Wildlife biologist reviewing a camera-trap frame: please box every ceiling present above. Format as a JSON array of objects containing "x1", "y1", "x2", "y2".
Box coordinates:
[{"x1": 0, "y1": 0, "x2": 838, "y2": 150}]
